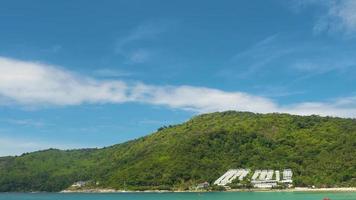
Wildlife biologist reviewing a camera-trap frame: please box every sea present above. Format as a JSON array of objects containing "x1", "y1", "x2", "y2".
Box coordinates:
[{"x1": 0, "y1": 192, "x2": 355, "y2": 200}]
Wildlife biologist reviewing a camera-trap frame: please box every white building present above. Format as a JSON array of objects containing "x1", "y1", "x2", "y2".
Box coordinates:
[
  {"x1": 251, "y1": 169, "x2": 293, "y2": 188},
  {"x1": 266, "y1": 170, "x2": 274, "y2": 180},
  {"x1": 252, "y1": 180, "x2": 277, "y2": 188},
  {"x1": 214, "y1": 169, "x2": 250, "y2": 186},
  {"x1": 71, "y1": 181, "x2": 88, "y2": 187},
  {"x1": 251, "y1": 170, "x2": 261, "y2": 180},
  {"x1": 275, "y1": 170, "x2": 280, "y2": 181},
  {"x1": 281, "y1": 169, "x2": 293, "y2": 183},
  {"x1": 215, "y1": 168, "x2": 293, "y2": 188},
  {"x1": 259, "y1": 170, "x2": 268, "y2": 180}
]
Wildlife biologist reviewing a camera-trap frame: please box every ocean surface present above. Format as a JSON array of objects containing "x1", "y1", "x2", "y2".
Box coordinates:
[{"x1": 0, "y1": 192, "x2": 355, "y2": 200}]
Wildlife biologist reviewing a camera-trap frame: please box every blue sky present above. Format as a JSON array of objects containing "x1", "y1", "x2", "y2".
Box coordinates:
[{"x1": 1, "y1": 0, "x2": 356, "y2": 156}]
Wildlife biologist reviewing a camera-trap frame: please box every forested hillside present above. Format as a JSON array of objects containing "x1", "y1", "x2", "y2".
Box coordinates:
[{"x1": 0, "y1": 111, "x2": 355, "y2": 192}]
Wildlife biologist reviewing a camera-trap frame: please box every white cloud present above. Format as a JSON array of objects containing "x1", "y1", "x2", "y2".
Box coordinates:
[
  {"x1": 0, "y1": 57, "x2": 128, "y2": 106},
  {"x1": 1, "y1": 56, "x2": 356, "y2": 118},
  {"x1": 280, "y1": 99, "x2": 356, "y2": 117},
  {"x1": 131, "y1": 84, "x2": 278, "y2": 113},
  {"x1": 323, "y1": 0, "x2": 356, "y2": 34},
  {"x1": 131, "y1": 84, "x2": 356, "y2": 118}
]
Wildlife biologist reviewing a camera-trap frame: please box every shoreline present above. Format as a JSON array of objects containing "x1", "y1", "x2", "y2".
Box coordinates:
[{"x1": 60, "y1": 187, "x2": 356, "y2": 193}]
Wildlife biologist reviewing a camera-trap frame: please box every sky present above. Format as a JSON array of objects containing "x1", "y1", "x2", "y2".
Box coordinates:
[{"x1": 0, "y1": 0, "x2": 356, "y2": 156}]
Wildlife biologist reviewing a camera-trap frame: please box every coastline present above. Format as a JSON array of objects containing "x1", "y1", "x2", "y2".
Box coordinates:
[
  {"x1": 288, "y1": 187, "x2": 356, "y2": 192},
  {"x1": 60, "y1": 187, "x2": 356, "y2": 193}
]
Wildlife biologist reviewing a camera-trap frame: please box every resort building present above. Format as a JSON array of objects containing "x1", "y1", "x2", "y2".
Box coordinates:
[
  {"x1": 215, "y1": 168, "x2": 293, "y2": 188},
  {"x1": 275, "y1": 170, "x2": 280, "y2": 181},
  {"x1": 266, "y1": 170, "x2": 274, "y2": 180},
  {"x1": 251, "y1": 170, "x2": 261, "y2": 180},
  {"x1": 281, "y1": 169, "x2": 293, "y2": 183},
  {"x1": 252, "y1": 180, "x2": 278, "y2": 188},
  {"x1": 214, "y1": 169, "x2": 250, "y2": 186}
]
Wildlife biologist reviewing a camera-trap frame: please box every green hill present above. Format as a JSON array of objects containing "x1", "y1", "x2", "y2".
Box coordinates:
[{"x1": 0, "y1": 111, "x2": 355, "y2": 192}]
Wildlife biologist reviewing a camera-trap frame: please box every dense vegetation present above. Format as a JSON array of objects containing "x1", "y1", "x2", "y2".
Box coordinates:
[{"x1": 0, "y1": 111, "x2": 355, "y2": 192}]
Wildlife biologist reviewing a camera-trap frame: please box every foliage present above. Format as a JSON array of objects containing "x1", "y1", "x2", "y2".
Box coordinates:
[{"x1": 0, "y1": 111, "x2": 355, "y2": 192}]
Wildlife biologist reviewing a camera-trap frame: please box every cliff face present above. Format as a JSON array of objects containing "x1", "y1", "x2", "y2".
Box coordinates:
[{"x1": 0, "y1": 111, "x2": 355, "y2": 192}]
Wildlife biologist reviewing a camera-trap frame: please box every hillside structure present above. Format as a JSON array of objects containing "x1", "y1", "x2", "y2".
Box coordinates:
[
  {"x1": 71, "y1": 181, "x2": 88, "y2": 188},
  {"x1": 214, "y1": 168, "x2": 293, "y2": 188},
  {"x1": 214, "y1": 169, "x2": 250, "y2": 186}
]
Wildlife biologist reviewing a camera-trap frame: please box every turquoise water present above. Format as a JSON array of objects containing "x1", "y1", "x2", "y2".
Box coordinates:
[{"x1": 0, "y1": 192, "x2": 355, "y2": 200}]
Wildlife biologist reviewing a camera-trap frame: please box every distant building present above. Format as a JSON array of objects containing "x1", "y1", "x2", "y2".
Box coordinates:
[
  {"x1": 71, "y1": 181, "x2": 88, "y2": 187},
  {"x1": 196, "y1": 182, "x2": 210, "y2": 189}
]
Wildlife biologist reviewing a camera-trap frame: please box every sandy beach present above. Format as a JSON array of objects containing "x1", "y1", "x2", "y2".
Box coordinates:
[
  {"x1": 60, "y1": 187, "x2": 356, "y2": 193},
  {"x1": 290, "y1": 187, "x2": 356, "y2": 192}
]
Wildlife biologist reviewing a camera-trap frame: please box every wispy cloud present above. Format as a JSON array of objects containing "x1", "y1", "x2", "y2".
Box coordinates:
[
  {"x1": 1, "y1": 56, "x2": 356, "y2": 118},
  {"x1": 127, "y1": 49, "x2": 151, "y2": 64},
  {"x1": 220, "y1": 33, "x2": 356, "y2": 82},
  {"x1": 115, "y1": 22, "x2": 167, "y2": 53},
  {"x1": 251, "y1": 85, "x2": 306, "y2": 98},
  {"x1": 291, "y1": 55, "x2": 356, "y2": 75},
  {"x1": 42, "y1": 45, "x2": 62, "y2": 54},
  {"x1": 294, "y1": 0, "x2": 356, "y2": 35},
  {"x1": 226, "y1": 34, "x2": 294, "y2": 78},
  {"x1": 280, "y1": 97, "x2": 356, "y2": 117},
  {"x1": 115, "y1": 21, "x2": 173, "y2": 63},
  {"x1": 1, "y1": 119, "x2": 46, "y2": 127},
  {"x1": 0, "y1": 136, "x2": 85, "y2": 156},
  {"x1": 93, "y1": 69, "x2": 131, "y2": 78},
  {"x1": 316, "y1": 0, "x2": 356, "y2": 35}
]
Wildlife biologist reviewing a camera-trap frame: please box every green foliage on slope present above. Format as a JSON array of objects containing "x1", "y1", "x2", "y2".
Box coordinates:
[{"x1": 0, "y1": 111, "x2": 355, "y2": 192}]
